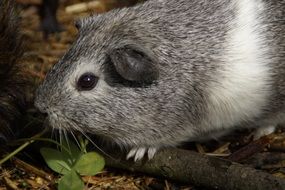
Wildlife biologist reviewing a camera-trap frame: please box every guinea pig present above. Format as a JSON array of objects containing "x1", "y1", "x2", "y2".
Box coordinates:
[{"x1": 35, "y1": 0, "x2": 285, "y2": 161}]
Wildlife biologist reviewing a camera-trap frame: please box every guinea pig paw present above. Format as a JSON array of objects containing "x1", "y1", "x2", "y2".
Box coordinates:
[{"x1": 126, "y1": 147, "x2": 157, "y2": 161}]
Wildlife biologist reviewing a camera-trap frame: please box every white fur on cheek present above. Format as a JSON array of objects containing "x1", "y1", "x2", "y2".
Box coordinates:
[{"x1": 206, "y1": 0, "x2": 271, "y2": 130}]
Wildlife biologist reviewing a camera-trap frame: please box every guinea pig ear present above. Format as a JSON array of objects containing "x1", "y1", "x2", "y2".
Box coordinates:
[{"x1": 109, "y1": 46, "x2": 159, "y2": 83}]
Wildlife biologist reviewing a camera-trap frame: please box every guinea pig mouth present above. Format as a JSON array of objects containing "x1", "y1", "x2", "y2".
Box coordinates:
[{"x1": 43, "y1": 112, "x2": 67, "y2": 130}]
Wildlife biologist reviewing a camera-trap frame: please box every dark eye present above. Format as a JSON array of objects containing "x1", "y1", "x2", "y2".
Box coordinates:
[{"x1": 77, "y1": 73, "x2": 98, "y2": 91}]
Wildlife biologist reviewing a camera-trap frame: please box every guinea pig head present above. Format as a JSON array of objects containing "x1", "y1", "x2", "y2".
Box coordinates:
[{"x1": 35, "y1": 11, "x2": 201, "y2": 160}]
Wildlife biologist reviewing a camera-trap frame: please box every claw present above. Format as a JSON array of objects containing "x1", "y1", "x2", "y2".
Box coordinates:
[
  {"x1": 126, "y1": 147, "x2": 158, "y2": 161},
  {"x1": 134, "y1": 147, "x2": 146, "y2": 161},
  {"x1": 126, "y1": 148, "x2": 137, "y2": 160},
  {"x1": 147, "y1": 147, "x2": 157, "y2": 159}
]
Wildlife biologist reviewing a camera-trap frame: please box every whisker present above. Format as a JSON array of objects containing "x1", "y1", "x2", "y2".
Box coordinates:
[
  {"x1": 69, "y1": 129, "x2": 82, "y2": 152},
  {"x1": 58, "y1": 127, "x2": 63, "y2": 147},
  {"x1": 63, "y1": 129, "x2": 70, "y2": 151},
  {"x1": 80, "y1": 130, "x2": 117, "y2": 161},
  {"x1": 66, "y1": 119, "x2": 116, "y2": 161},
  {"x1": 51, "y1": 126, "x2": 57, "y2": 142}
]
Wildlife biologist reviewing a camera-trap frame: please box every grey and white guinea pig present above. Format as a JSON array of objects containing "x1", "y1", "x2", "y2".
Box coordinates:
[{"x1": 35, "y1": 0, "x2": 285, "y2": 161}]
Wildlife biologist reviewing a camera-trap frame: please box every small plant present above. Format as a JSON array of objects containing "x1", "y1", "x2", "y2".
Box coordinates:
[{"x1": 40, "y1": 138, "x2": 105, "y2": 190}]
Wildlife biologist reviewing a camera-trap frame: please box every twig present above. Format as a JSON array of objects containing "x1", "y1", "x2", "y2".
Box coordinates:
[
  {"x1": 105, "y1": 148, "x2": 285, "y2": 190},
  {"x1": 14, "y1": 158, "x2": 53, "y2": 181},
  {"x1": 0, "y1": 129, "x2": 46, "y2": 165},
  {"x1": 228, "y1": 134, "x2": 275, "y2": 162},
  {"x1": 65, "y1": 1, "x2": 105, "y2": 14}
]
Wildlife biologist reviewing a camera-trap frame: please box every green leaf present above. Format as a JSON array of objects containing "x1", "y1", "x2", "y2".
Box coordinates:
[
  {"x1": 58, "y1": 170, "x2": 84, "y2": 190},
  {"x1": 40, "y1": 148, "x2": 72, "y2": 175},
  {"x1": 60, "y1": 138, "x2": 83, "y2": 164},
  {"x1": 73, "y1": 152, "x2": 105, "y2": 176}
]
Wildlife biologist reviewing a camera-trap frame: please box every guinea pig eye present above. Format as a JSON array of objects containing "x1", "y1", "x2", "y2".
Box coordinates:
[{"x1": 77, "y1": 73, "x2": 98, "y2": 91}]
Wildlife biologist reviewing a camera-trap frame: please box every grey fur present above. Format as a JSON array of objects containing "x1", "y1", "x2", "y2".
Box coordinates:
[{"x1": 35, "y1": 0, "x2": 285, "y2": 160}]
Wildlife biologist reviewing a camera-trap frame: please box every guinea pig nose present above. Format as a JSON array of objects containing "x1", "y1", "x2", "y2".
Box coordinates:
[
  {"x1": 40, "y1": 112, "x2": 48, "y2": 118},
  {"x1": 34, "y1": 97, "x2": 48, "y2": 113},
  {"x1": 34, "y1": 101, "x2": 49, "y2": 114},
  {"x1": 34, "y1": 105, "x2": 48, "y2": 117},
  {"x1": 37, "y1": 106, "x2": 49, "y2": 115}
]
